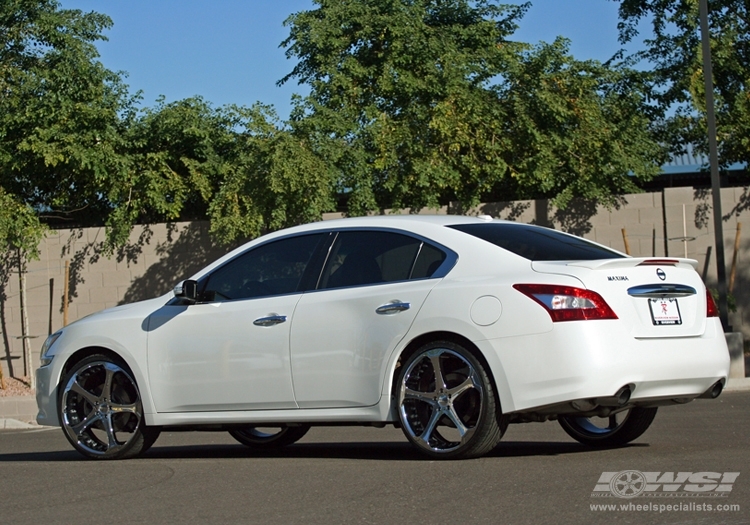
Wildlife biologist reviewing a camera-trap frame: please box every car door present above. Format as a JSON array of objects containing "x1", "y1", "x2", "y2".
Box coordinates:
[
  {"x1": 290, "y1": 229, "x2": 451, "y2": 408},
  {"x1": 146, "y1": 233, "x2": 327, "y2": 413}
]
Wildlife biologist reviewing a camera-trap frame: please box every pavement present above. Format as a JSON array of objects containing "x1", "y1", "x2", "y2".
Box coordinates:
[
  {"x1": 0, "y1": 395, "x2": 38, "y2": 429},
  {"x1": 3, "y1": 377, "x2": 749, "y2": 430}
]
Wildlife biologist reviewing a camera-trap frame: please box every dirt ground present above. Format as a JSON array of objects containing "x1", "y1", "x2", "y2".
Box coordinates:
[{"x1": 0, "y1": 376, "x2": 34, "y2": 397}]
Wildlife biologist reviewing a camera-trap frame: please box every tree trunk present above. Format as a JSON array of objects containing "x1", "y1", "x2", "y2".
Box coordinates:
[{"x1": 18, "y1": 250, "x2": 34, "y2": 390}]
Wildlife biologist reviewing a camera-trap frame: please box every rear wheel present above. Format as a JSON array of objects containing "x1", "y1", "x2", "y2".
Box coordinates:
[
  {"x1": 396, "y1": 341, "x2": 507, "y2": 459},
  {"x1": 558, "y1": 407, "x2": 658, "y2": 446},
  {"x1": 229, "y1": 425, "x2": 311, "y2": 449},
  {"x1": 59, "y1": 354, "x2": 160, "y2": 460}
]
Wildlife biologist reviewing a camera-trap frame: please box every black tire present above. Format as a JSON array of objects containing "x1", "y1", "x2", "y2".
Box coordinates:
[
  {"x1": 396, "y1": 341, "x2": 507, "y2": 459},
  {"x1": 558, "y1": 407, "x2": 658, "y2": 446},
  {"x1": 229, "y1": 425, "x2": 311, "y2": 449},
  {"x1": 59, "y1": 354, "x2": 160, "y2": 460}
]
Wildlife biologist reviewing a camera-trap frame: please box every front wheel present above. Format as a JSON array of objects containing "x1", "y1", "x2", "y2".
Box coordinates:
[
  {"x1": 229, "y1": 425, "x2": 311, "y2": 449},
  {"x1": 396, "y1": 341, "x2": 507, "y2": 459},
  {"x1": 59, "y1": 354, "x2": 160, "y2": 460},
  {"x1": 558, "y1": 407, "x2": 658, "y2": 446}
]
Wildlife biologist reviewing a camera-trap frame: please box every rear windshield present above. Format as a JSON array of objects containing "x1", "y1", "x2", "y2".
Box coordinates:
[{"x1": 449, "y1": 223, "x2": 625, "y2": 261}]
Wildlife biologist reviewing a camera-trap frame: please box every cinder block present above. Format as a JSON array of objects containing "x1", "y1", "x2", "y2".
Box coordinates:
[
  {"x1": 78, "y1": 272, "x2": 103, "y2": 289},
  {"x1": 623, "y1": 192, "x2": 656, "y2": 208},
  {"x1": 100, "y1": 271, "x2": 134, "y2": 287},
  {"x1": 143, "y1": 253, "x2": 165, "y2": 269},
  {"x1": 585, "y1": 211, "x2": 611, "y2": 228},
  {"x1": 663, "y1": 187, "x2": 695, "y2": 205},
  {"x1": 89, "y1": 286, "x2": 120, "y2": 304},
  {"x1": 619, "y1": 224, "x2": 654, "y2": 256},
  {"x1": 25, "y1": 284, "x2": 52, "y2": 308},
  {"x1": 116, "y1": 256, "x2": 146, "y2": 273},
  {"x1": 637, "y1": 237, "x2": 662, "y2": 257},
  {"x1": 638, "y1": 207, "x2": 664, "y2": 226},
  {"x1": 610, "y1": 208, "x2": 640, "y2": 228},
  {"x1": 592, "y1": 225, "x2": 630, "y2": 249},
  {"x1": 43, "y1": 230, "x2": 61, "y2": 245},
  {"x1": 89, "y1": 256, "x2": 119, "y2": 273}
]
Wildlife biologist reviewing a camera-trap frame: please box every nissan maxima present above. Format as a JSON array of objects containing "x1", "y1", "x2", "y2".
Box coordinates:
[{"x1": 36, "y1": 215, "x2": 730, "y2": 459}]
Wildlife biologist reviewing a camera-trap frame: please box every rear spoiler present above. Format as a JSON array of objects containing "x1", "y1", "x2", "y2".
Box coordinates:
[{"x1": 565, "y1": 257, "x2": 699, "y2": 271}]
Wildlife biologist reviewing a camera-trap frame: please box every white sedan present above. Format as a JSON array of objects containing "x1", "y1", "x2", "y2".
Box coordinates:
[{"x1": 35, "y1": 215, "x2": 730, "y2": 459}]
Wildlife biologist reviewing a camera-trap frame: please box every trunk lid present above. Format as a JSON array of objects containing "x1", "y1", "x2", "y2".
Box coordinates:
[{"x1": 531, "y1": 258, "x2": 707, "y2": 338}]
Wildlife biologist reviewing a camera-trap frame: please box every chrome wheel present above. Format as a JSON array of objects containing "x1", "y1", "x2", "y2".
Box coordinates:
[
  {"x1": 229, "y1": 425, "x2": 310, "y2": 449},
  {"x1": 397, "y1": 342, "x2": 505, "y2": 459},
  {"x1": 559, "y1": 407, "x2": 658, "y2": 446},
  {"x1": 60, "y1": 355, "x2": 158, "y2": 459}
]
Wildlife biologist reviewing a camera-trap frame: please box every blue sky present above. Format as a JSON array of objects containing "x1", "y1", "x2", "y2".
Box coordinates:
[{"x1": 60, "y1": 1, "x2": 633, "y2": 119}]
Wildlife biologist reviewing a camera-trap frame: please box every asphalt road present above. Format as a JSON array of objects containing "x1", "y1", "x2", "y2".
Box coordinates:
[{"x1": 1, "y1": 393, "x2": 749, "y2": 525}]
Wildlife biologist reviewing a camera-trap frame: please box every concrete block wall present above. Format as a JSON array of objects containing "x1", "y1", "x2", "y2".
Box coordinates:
[{"x1": 1, "y1": 187, "x2": 748, "y2": 381}]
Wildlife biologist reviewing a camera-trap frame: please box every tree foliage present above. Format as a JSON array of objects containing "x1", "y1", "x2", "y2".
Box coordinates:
[
  {"x1": 1, "y1": 0, "x2": 135, "y2": 230},
  {"x1": 616, "y1": 0, "x2": 750, "y2": 166},
  {"x1": 281, "y1": 0, "x2": 662, "y2": 214},
  {"x1": 206, "y1": 104, "x2": 336, "y2": 244},
  {"x1": 1, "y1": 0, "x2": 674, "y2": 251}
]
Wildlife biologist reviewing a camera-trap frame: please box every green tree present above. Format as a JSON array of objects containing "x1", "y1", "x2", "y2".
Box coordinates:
[
  {"x1": 616, "y1": 0, "x2": 750, "y2": 167},
  {"x1": 1, "y1": 1, "x2": 337, "y2": 249},
  {"x1": 281, "y1": 0, "x2": 662, "y2": 215},
  {"x1": 0, "y1": 188, "x2": 47, "y2": 387},
  {"x1": 104, "y1": 97, "x2": 241, "y2": 249},
  {"x1": 207, "y1": 104, "x2": 336, "y2": 244},
  {"x1": 1, "y1": 0, "x2": 136, "y2": 232}
]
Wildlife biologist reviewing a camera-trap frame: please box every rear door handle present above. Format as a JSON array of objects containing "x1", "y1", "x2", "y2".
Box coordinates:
[
  {"x1": 253, "y1": 315, "x2": 287, "y2": 327},
  {"x1": 376, "y1": 301, "x2": 411, "y2": 315}
]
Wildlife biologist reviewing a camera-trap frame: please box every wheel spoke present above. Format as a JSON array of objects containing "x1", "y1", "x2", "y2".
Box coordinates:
[
  {"x1": 101, "y1": 364, "x2": 116, "y2": 401},
  {"x1": 403, "y1": 387, "x2": 437, "y2": 404},
  {"x1": 446, "y1": 374, "x2": 478, "y2": 398},
  {"x1": 446, "y1": 405, "x2": 471, "y2": 436},
  {"x1": 102, "y1": 413, "x2": 121, "y2": 452},
  {"x1": 608, "y1": 415, "x2": 618, "y2": 430},
  {"x1": 70, "y1": 412, "x2": 102, "y2": 437},
  {"x1": 70, "y1": 379, "x2": 99, "y2": 406},
  {"x1": 419, "y1": 407, "x2": 443, "y2": 445},
  {"x1": 429, "y1": 353, "x2": 446, "y2": 391}
]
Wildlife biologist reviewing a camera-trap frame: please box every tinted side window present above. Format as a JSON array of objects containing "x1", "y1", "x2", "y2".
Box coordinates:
[
  {"x1": 320, "y1": 231, "x2": 422, "y2": 289},
  {"x1": 204, "y1": 234, "x2": 325, "y2": 301},
  {"x1": 449, "y1": 223, "x2": 625, "y2": 261},
  {"x1": 411, "y1": 243, "x2": 447, "y2": 279}
]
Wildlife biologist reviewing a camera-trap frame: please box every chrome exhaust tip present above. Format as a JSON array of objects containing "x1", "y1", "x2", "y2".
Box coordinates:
[
  {"x1": 699, "y1": 380, "x2": 724, "y2": 399},
  {"x1": 593, "y1": 385, "x2": 632, "y2": 407}
]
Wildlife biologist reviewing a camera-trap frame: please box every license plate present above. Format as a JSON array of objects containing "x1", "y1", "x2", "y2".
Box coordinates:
[{"x1": 648, "y1": 297, "x2": 682, "y2": 325}]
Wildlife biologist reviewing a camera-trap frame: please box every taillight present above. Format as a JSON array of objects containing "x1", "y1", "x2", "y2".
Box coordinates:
[
  {"x1": 513, "y1": 284, "x2": 618, "y2": 322},
  {"x1": 706, "y1": 289, "x2": 719, "y2": 318},
  {"x1": 637, "y1": 259, "x2": 679, "y2": 266}
]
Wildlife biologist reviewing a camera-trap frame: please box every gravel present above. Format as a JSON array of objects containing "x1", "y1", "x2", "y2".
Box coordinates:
[{"x1": 0, "y1": 376, "x2": 34, "y2": 397}]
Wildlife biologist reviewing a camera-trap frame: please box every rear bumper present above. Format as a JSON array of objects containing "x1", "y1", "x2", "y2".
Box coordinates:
[{"x1": 479, "y1": 318, "x2": 730, "y2": 414}]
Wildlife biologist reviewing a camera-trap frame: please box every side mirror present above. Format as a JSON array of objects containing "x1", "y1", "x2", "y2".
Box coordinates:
[{"x1": 173, "y1": 279, "x2": 198, "y2": 303}]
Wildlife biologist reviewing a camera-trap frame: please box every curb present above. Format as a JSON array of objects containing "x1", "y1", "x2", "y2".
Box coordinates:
[
  {"x1": 0, "y1": 395, "x2": 38, "y2": 429},
  {"x1": 0, "y1": 418, "x2": 39, "y2": 430},
  {"x1": 725, "y1": 377, "x2": 750, "y2": 392}
]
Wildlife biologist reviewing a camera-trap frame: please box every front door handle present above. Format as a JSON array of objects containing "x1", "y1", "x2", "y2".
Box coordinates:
[
  {"x1": 253, "y1": 315, "x2": 287, "y2": 327},
  {"x1": 376, "y1": 301, "x2": 411, "y2": 315}
]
